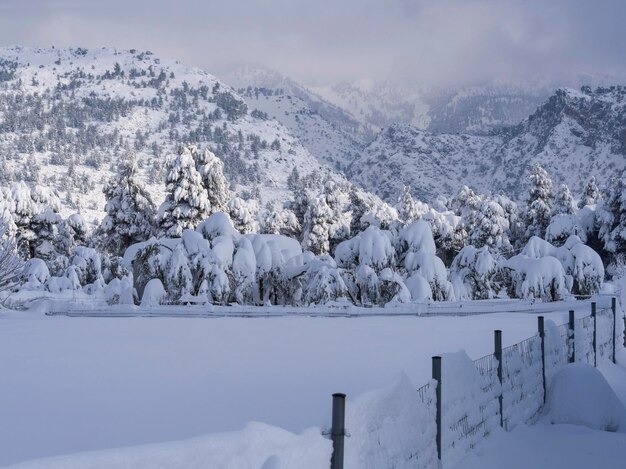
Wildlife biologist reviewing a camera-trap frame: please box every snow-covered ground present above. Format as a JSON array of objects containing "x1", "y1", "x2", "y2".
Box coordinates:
[{"x1": 0, "y1": 299, "x2": 608, "y2": 467}]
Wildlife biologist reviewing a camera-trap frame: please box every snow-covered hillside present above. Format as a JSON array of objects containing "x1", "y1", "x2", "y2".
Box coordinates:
[
  {"x1": 350, "y1": 86, "x2": 626, "y2": 203},
  {"x1": 219, "y1": 64, "x2": 373, "y2": 172},
  {"x1": 0, "y1": 47, "x2": 344, "y2": 225}
]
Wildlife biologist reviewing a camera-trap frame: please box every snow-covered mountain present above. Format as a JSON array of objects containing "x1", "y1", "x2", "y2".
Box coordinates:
[
  {"x1": 218, "y1": 64, "x2": 373, "y2": 172},
  {"x1": 350, "y1": 86, "x2": 626, "y2": 203},
  {"x1": 0, "y1": 47, "x2": 345, "y2": 225},
  {"x1": 311, "y1": 79, "x2": 431, "y2": 131},
  {"x1": 311, "y1": 80, "x2": 553, "y2": 135}
]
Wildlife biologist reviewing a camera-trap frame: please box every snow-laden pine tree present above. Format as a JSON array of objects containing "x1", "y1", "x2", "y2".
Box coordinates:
[
  {"x1": 193, "y1": 147, "x2": 230, "y2": 214},
  {"x1": 596, "y1": 172, "x2": 626, "y2": 263},
  {"x1": 302, "y1": 195, "x2": 333, "y2": 255},
  {"x1": 524, "y1": 163, "x2": 553, "y2": 240},
  {"x1": 453, "y1": 186, "x2": 510, "y2": 252},
  {"x1": 396, "y1": 185, "x2": 423, "y2": 224},
  {"x1": 159, "y1": 146, "x2": 211, "y2": 237},
  {"x1": 553, "y1": 184, "x2": 577, "y2": 215},
  {"x1": 100, "y1": 159, "x2": 156, "y2": 256},
  {"x1": 579, "y1": 175, "x2": 600, "y2": 208}
]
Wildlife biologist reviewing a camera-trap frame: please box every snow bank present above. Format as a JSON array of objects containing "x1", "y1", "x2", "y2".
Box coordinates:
[
  {"x1": 344, "y1": 373, "x2": 437, "y2": 469},
  {"x1": 7, "y1": 423, "x2": 331, "y2": 469},
  {"x1": 548, "y1": 363, "x2": 626, "y2": 432}
]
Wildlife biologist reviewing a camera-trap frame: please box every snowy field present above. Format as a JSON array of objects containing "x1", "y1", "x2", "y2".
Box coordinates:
[{"x1": 0, "y1": 298, "x2": 606, "y2": 467}]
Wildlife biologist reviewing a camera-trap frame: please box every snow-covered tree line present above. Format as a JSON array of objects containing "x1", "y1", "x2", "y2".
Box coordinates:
[{"x1": 0, "y1": 149, "x2": 620, "y2": 306}]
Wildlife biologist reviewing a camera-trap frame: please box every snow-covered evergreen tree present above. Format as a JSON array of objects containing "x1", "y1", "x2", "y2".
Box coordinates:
[
  {"x1": 396, "y1": 185, "x2": 425, "y2": 224},
  {"x1": 453, "y1": 186, "x2": 510, "y2": 252},
  {"x1": 302, "y1": 196, "x2": 332, "y2": 255},
  {"x1": 524, "y1": 163, "x2": 553, "y2": 240},
  {"x1": 579, "y1": 175, "x2": 600, "y2": 208},
  {"x1": 159, "y1": 146, "x2": 211, "y2": 237},
  {"x1": 596, "y1": 172, "x2": 626, "y2": 264},
  {"x1": 553, "y1": 184, "x2": 577, "y2": 216},
  {"x1": 193, "y1": 147, "x2": 230, "y2": 214},
  {"x1": 100, "y1": 159, "x2": 156, "y2": 256}
]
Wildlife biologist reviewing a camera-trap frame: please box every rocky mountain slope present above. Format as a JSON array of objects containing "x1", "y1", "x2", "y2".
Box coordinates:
[
  {"x1": 0, "y1": 47, "x2": 344, "y2": 225},
  {"x1": 350, "y1": 86, "x2": 626, "y2": 203}
]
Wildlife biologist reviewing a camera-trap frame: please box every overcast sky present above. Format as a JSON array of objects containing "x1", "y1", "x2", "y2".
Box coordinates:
[{"x1": 0, "y1": 0, "x2": 624, "y2": 88}]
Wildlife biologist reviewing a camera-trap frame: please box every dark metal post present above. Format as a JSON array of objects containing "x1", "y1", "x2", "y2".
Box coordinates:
[
  {"x1": 568, "y1": 310, "x2": 575, "y2": 363},
  {"x1": 432, "y1": 356, "x2": 442, "y2": 462},
  {"x1": 612, "y1": 297, "x2": 617, "y2": 364},
  {"x1": 538, "y1": 316, "x2": 546, "y2": 403},
  {"x1": 330, "y1": 393, "x2": 346, "y2": 469},
  {"x1": 494, "y1": 330, "x2": 503, "y2": 428},
  {"x1": 591, "y1": 302, "x2": 597, "y2": 367}
]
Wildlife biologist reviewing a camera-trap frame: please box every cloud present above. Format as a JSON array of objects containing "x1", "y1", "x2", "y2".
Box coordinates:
[{"x1": 0, "y1": 0, "x2": 624, "y2": 88}]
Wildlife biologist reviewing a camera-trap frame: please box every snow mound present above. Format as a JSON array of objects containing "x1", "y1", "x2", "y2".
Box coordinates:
[
  {"x1": 548, "y1": 363, "x2": 626, "y2": 432},
  {"x1": 344, "y1": 372, "x2": 437, "y2": 469},
  {"x1": 7, "y1": 422, "x2": 331, "y2": 469}
]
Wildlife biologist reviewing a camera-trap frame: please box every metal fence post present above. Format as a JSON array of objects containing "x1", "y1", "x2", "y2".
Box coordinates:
[
  {"x1": 538, "y1": 316, "x2": 546, "y2": 404},
  {"x1": 612, "y1": 297, "x2": 617, "y2": 364},
  {"x1": 494, "y1": 330, "x2": 503, "y2": 428},
  {"x1": 568, "y1": 310, "x2": 575, "y2": 363},
  {"x1": 330, "y1": 393, "x2": 346, "y2": 469},
  {"x1": 591, "y1": 302, "x2": 597, "y2": 367},
  {"x1": 432, "y1": 356, "x2": 442, "y2": 462}
]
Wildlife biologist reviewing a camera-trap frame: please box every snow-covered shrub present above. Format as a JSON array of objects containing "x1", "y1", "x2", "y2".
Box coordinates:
[
  {"x1": 397, "y1": 220, "x2": 453, "y2": 300},
  {"x1": 335, "y1": 226, "x2": 401, "y2": 306},
  {"x1": 563, "y1": 236, "x2": 604, "y2": 296},
  {"x1": 141, "y1": 278, "x2": 167, "y2": 307},
  {"x1": 104, "y1": 276, "x2": 135, "y2": 305},
  {"x1": 228, "y1": 197, "x2": 260, "y2": 234},
  {"x1": 450, "y1": 246, "x2": 498, "y2": 300},
  {"x1": 302, "y1": 256, "x2": 348, "y2": 305},
  {"x1": 378, "y1": 268, "x2": 410, "y2": 304},
  {"x1": 130, "y1": 238, "x2": 175, "y2": 297},
  {"x1": 404, "y1": 272, "x2": 431, "y2": 302},
  {"x1": 506, "y1": 235, "x2": 604, "y2": 298},
  {"x1": 71, "y1": 246, "x2": 103, "y2": 286},
  {"x1": 231, "y1": 236, "x2": 257, "y2": 304},
  {"x1": 499, "y1": 254, "x2": 568, "y2": 301},
  {"x1": 165, "y1": 243, "x2": 193, "y2": 302},
  {"x1": 20, "y1": 258, "x2": 48, "y2": 290}
]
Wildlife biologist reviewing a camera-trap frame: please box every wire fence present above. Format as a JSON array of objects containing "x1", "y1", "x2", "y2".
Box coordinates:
[{"x1": 329, "y1": 299, "x2": 621, "y2": 469}]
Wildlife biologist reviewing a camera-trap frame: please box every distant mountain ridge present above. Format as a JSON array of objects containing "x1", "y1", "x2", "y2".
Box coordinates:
[{"x1": 349, "y1": 86, "x2": 626, "y2": 203}]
